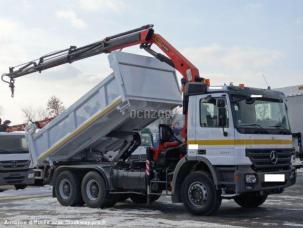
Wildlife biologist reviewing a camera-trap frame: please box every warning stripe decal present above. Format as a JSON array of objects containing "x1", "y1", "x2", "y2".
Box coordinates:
[{"x1": 187, "y1": 139, "x2": 292, "y2": 146}]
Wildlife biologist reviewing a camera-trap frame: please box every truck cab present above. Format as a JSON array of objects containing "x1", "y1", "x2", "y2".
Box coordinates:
[
  {"x1": 0, "y1": 132, "x2": 34, "y2": 189},
  {"x1": 169, "y1": 84, "x2": 296, "y2": 213}
]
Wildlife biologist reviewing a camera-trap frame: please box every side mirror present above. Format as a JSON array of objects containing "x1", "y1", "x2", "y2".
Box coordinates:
[
  {"x1": 218, "y1": 101, "x2": 228, "y2": 137},
  {"x1": 218, "y1": 108, "x2": 227, "y2": 127}
]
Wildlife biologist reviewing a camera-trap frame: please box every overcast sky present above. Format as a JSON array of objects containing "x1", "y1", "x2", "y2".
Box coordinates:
[{"x1": 0, "y1": 0, "x2": 302, "y2": 123}]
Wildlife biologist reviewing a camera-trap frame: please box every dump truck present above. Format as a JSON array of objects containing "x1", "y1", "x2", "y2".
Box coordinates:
[{"x1": 1, "y1": 25, "x2": 296, "y2": 215}]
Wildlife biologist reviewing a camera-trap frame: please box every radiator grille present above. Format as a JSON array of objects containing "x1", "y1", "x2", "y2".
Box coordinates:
[
  {"x1": 0, "y1": 160, "x2": 30, "y2": 170},
  {"x1": 246, "y1": 149, "x2": 292, "y2": 172}
]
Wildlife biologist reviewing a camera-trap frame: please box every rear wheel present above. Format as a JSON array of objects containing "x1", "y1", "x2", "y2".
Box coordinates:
[
  {"x1": 234, "y1": 192, "x2": 267, "y2": 208},
  {"x1": 81, "y1": 171, "x2": 115, "y2": 208},
  {"x1": 181, "y1": 171, "x2": 221, "y2": 216},
  {"x1": 55, "y1": 170, "x2": 83, "y2": 206}
]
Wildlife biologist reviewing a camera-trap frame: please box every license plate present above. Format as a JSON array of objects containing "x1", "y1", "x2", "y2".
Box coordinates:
[{"x1": 264, "y1": 174, "x2": 285, "y2": 182}]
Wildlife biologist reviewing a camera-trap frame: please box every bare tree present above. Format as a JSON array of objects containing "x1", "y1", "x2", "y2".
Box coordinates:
[
  {"x1": 37, "y1": 107, "x2": 49, "y2": 120},
  {"x1": 47, "y1": 96, "x2": 65, "y2": 118},
  {"x1": 22, "y1": 106, "x2": 49, "y2": 122},
  {"x1": 22, "y1": 106, "x2": 36, "y2": 122},
  {"x1": 21, "y1": 96, "x2": 64, "y2": 123}
]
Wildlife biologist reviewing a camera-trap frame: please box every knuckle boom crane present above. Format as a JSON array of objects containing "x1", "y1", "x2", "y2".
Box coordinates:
[
  {"x1": 1, "y1": 24, "x2": 205, "y2": 138},
  {"x1": 1, "y1": 24, "x2": 203, "y2": 96}
]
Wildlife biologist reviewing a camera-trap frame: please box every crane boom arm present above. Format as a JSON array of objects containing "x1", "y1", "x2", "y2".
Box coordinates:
[{"x1": 1, "y1": 24, "x2": 202, "y2": 97}]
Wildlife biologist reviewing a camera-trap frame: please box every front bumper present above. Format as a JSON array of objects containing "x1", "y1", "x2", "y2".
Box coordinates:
[
  {"x1": 234, "y1": 166, "x2": 296, "y2": 194},
  {"x1": 0, "y1": 169, "x2": 35, "y2": 185}
]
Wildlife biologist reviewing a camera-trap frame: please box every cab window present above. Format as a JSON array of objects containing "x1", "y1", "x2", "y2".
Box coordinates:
[{"x1": 200, "y1": 97, "x2": 229, "y2": 128}]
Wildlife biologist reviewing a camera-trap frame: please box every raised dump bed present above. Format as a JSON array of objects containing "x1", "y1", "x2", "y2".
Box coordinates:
[{"x1": 27, "y1": 52, "x2": 182, "y2": 166}]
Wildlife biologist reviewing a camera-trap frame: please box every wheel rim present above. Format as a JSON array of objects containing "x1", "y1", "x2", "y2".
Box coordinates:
[
  {"x1": 86, "y1": 179, "x2": 100, "y2": 201},
  {"x1": 188, "y1": 181, "x2": 208, "y2": 208},
  {"x1": 59, "y1": 178, "x2": 72, "y2": 200}
]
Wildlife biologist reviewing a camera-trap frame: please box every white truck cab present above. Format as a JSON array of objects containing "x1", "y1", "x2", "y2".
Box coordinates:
[
  {"x1": 0, "y1": 132, "x2": 34, "y2": 189},
  {"x1": 171, "y1": 84, "x2": 295, "y2": 207}
]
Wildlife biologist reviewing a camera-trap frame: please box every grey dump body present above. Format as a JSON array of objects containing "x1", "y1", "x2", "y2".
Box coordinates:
[{"x1": 26, "y1": 52, "x2": 182, "y2": 166}]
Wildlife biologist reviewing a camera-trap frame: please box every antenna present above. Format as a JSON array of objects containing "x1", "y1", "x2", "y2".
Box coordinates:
[{"x1": 262, "y1": 74, "x2": 271, "y2": 89}]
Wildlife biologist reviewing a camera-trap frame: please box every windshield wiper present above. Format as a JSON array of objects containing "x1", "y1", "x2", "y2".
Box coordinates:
[
  {"x1": 0, "y1": 149, "x2": 13, "y2": 153},
  {"x1": 238, "y1": 123, "x2": 264, "y2": 128},
  {"x1": 0, "y1": 149, "x2": 28, "y2": 153},
  {"x1": 269, "y1": 124, "x2": 284, "y2": 128},
  {"x1": 268, "y1": 124, "x2": 290, "y2": 131}
]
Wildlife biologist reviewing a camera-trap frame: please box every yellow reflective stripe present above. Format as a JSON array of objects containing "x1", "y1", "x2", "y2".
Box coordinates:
[
  {"x1": 187, "y1": 139, "x2": 292, "y2": 146},
  {"x1": 38, "y1": 96, "x2": 123, "y2": 162}
]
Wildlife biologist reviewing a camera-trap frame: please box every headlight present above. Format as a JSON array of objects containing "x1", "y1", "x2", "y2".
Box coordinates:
[{"x1": 245, "y1": 174, "x2": 257, "y2": 184}]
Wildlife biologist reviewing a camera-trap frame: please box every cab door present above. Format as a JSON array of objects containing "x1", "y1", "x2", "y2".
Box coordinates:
[{"x1": 192, "y1": 93, "x2": 236, "y2": 165}]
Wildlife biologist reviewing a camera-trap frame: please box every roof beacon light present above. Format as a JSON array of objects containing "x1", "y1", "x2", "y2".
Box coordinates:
[{"x1": 204, "y1": 79, "x2": 210, "y2": 86}]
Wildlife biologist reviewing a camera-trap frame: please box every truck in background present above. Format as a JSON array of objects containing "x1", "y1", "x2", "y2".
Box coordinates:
[
  {"x1": 0, "y1": 132, "x2": 34, "y2": 189},
  {"x1": 276, "y1": 85, "x2": 303, "y2": 168}
]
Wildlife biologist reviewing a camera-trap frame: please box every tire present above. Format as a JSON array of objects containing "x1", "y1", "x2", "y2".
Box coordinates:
[
  {"x1": 81, "y1": 171, "x2": 114, "y2": 208},
  {"x1": 181, "y1": 171, "x2": 221, "y2": 216},
  {"x1": 234, "y1": 192, "x2": 267, "y2": 208},
  {"x1": 55, "y1": 170, "x2": 83, "y2": 206},
  {"x1": 14, "y1": 184, "x2": 27, "y2": 190},
  {"x1": 130, "y1": 193, "x2": 161, "y2": 204},
  {"x1": 209, "y1": 190, "x2": 222, "y2": 215}
]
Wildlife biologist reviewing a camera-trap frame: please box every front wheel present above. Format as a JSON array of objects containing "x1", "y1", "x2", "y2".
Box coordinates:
[
  {"x1": 181, "y1": 171, "x2": 221, "y2": 216},
  {"x1": 234, "y1": 192, "x2": 267, "y2": 208}
]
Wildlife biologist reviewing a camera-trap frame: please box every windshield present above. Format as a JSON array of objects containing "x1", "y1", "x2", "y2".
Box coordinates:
[
  {"x1": 231, "y1": 95, "x2": 290, "y2": 134},
  {"x1": 140, "y1": 133, "x2": 153, "y2": 147},
  {"x1": 0, "y1": 135, "x2": 28, "y2": 154}
]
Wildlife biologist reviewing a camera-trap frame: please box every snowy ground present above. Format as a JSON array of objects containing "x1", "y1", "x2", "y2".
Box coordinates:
[{"x1": 0, "y1": 173, "x2": 302, "y2": 228}]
